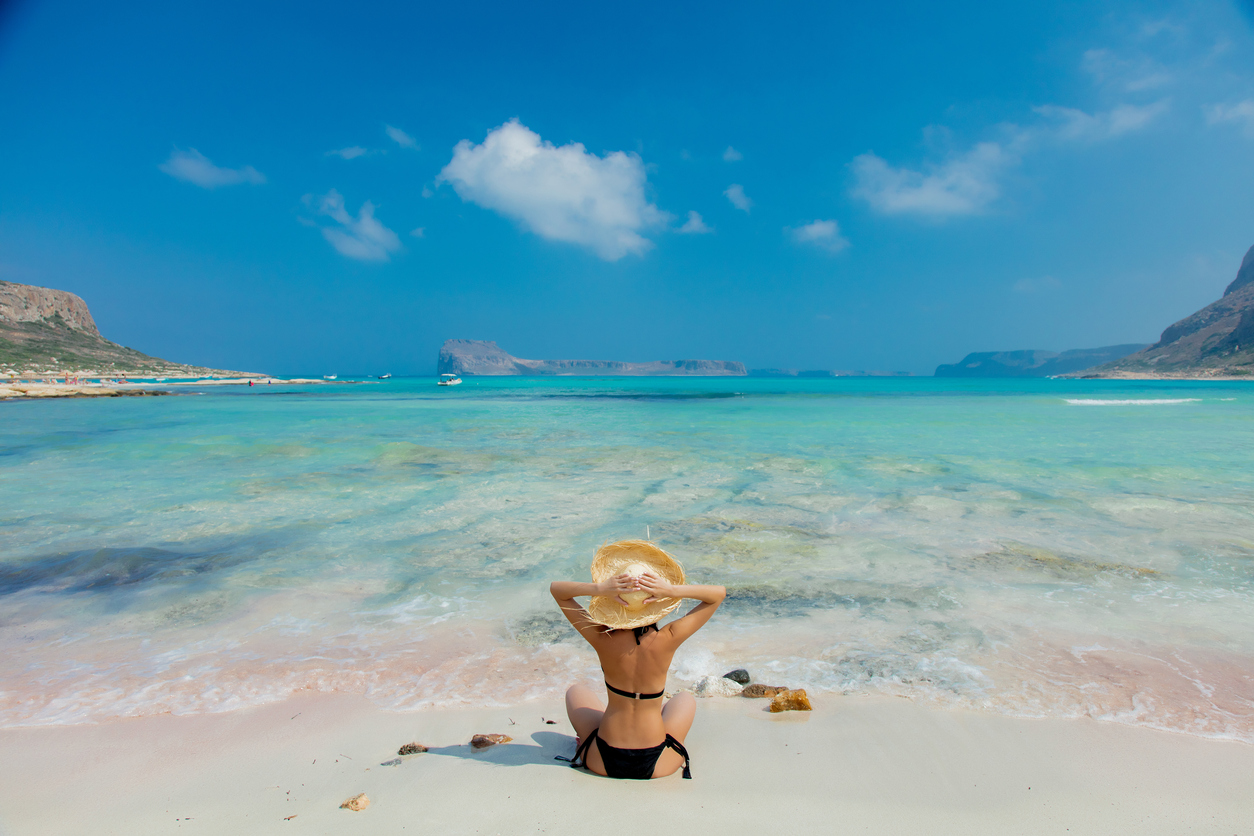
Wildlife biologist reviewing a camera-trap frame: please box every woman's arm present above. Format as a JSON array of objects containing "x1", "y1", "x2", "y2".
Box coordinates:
[
  {"x1": 635, "y1": 573, "x2": 725, "y2": 645},
  {"x1": 550, "y1": 576, "x2": 637, "y2": 643}
]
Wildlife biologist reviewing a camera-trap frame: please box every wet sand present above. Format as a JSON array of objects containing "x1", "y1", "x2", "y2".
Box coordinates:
[{"x1": 0, "y1": 691, "x2": 1250, "y2": 835}]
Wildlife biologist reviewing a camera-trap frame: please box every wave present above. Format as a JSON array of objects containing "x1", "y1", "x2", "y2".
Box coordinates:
[{"x1": 1064, "y1": 398, "x2": 1202, "y2": 406}]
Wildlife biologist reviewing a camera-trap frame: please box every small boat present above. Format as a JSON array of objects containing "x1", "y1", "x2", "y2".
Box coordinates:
[
  {"x1": 378, "y1": 373, "x2": 392, "y2": 380},
  {"x1": 437, "y1": 373, "x2": 462, "y2": 386},
  {"x1": 324, "y1": 374, "x2": 337, "y2": 380}
]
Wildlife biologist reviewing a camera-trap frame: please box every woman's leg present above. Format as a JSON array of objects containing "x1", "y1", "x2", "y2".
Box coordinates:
[
  {"x1": 564, "y1": 684, "x2": 607, "y2": 774},
  {"x1": 653, "y1": 691, "x2": 696, "y2": 777}
]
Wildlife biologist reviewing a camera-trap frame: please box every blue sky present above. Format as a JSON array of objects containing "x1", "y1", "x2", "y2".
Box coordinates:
[{"x1": 2, "y1": 0, "x2": 1253, "y2": 375}]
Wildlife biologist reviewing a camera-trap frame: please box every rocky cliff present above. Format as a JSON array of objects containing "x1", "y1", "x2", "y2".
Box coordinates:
[
  {"x1": 438, "y1": 339, "x2": 747, "y2": 376},
  {"x1": 0, "y1": 280, "x2": 257, "y2": 377},
  {"x1": 1076, "y1": 245, "x2": 1254, "y2": 378},
  {"x1": 0, "y1": 282, "x2": 100, "y2": 334},
  {"x1": 935, "y1": 345, "x2": 1147, "y2": 378}
]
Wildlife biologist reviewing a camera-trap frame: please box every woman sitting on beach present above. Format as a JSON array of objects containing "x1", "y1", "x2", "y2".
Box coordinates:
[{"x1": 551, "y1": 540, "x2": 725, "y2": 780}]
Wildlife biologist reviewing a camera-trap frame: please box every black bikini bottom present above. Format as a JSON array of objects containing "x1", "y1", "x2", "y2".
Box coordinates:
[{"x1": 561, "y1": 729, "x2": 691, "y2": 779}]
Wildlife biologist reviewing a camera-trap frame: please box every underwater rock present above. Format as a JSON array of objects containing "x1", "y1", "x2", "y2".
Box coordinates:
[
  {"x1": 693, "y1": 675, "x2": 744, "y2": 697},
  {"x1": 722, "y1": 669, "x2": 751, "y2": 685},
  {"x1": 470, "y1": 733, "x2": 512, "y2": 749},
  {"x1": 741, "y1": 684, "x2": 787, "y2": 698},
  {"x1": 397, "y1": 742, "x2": 427, "y2": 755},
  {"x1": 768, "y1": 689, "x2": 812, "y2": 712},
  {"x1": 340, "y1": 793, "x2": 370, "y2": 811}
]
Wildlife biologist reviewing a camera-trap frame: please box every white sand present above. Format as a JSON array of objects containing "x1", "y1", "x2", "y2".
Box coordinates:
[{"x1": 1, "y1": 691, "x2": 1250, "y2": 835}]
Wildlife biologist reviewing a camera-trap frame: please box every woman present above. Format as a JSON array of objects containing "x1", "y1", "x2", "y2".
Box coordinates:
[{"x1": 551, "y1": 540, "x2": 725, "y2": 780}]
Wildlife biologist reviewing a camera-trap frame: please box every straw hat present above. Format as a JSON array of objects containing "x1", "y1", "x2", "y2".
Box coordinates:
[{"x1": 586, "y1": 540, "x2": 686, "y2": 630}]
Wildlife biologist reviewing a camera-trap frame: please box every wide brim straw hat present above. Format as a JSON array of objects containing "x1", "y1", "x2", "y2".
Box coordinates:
[{"x1": 586, "y1": 540, "x2": 686, "y2": 630}]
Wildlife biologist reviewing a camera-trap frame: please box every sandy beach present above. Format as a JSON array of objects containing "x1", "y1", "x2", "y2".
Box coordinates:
[{"x1": 1, "y1": 691, "x2": 1250, "y2": 836}]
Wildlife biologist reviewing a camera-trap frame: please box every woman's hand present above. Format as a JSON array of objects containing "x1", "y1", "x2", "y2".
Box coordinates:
[
  {"x1": 598, "y1": 573, "x2": 639, "y2": 607},
  {"x1": 635, "y1": 570, "x2": 677, "y2": 603}
]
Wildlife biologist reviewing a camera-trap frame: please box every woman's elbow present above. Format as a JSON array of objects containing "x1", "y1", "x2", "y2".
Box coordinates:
[{"x1": 711, "y1": 586, "x2": 727, "y2": 604}]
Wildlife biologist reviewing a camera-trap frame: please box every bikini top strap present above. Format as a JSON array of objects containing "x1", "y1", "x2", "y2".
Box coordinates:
[
  {"x1": 604, "y1": 680, "x2": 665, "y2": 700},
  {"x1": 664, "y1": 734, "x2": 692, "y2": 779}
]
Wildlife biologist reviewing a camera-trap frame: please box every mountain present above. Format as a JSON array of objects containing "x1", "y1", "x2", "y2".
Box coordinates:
[
  {"x1": 1075, "y1": 245, "x2": 1254, "y2": 378},
  {"x1": 934, "y1": 345, "x2": 1148, "y2": 378},
  {"x1": 0, "y1": 280, "x2": 256, "y2": 377},
  {"x1": 438, "y1": 339, "x2": 747, "y2": 376}
]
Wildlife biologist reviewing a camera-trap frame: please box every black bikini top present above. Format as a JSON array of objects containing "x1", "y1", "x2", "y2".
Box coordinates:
[{"x1": 602, "y1": 623, "x2": 664, "y2": 699}]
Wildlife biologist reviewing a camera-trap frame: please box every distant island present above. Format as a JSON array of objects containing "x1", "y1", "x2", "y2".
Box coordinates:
[
  {"x1": 438, "y1": 339, "x2": 746, "y2": 376},
  {"x1": 1, "y1": 280, "x2": 259, "y2": 379},
  {"x1": 935, "y1": 345, "x2": 1147, "y2": 378},
  {"x1": 935, "y1": 243, "x2": 1254, "y2": 380},
  {"x1": 749, "y1": 368, "x2": 912, "y2": 378},
  {"x1": 1073, "y1": 245, "x2": 1254, "y2": 378}
]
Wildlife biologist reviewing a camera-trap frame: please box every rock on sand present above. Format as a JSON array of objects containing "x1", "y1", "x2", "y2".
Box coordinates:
[
  {"x1": 693, "y1": 675, "x2": 744, "y2": 697},
  {"x1": 470, "y1": 733, "x2": 512, "y2": 749},
  {"x1": 340, "y1": 793, "x2": 370, "y2": 811},
  {"x1": 768, "y1": 689, "x2": 812, "y2": 712},
  {"x1": 741, "y1": 684, "x2": 788, "y2": 698}
]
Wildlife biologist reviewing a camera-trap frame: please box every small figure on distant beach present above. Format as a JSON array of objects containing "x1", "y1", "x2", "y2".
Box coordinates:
[{"x1": 551, "y1": 540, "x2": 725, "y2": 780}]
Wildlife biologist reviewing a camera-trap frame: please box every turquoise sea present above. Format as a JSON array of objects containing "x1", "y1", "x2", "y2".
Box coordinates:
[{"x1": 2, "y1": 377, "x2": 1252, "y2": 739}]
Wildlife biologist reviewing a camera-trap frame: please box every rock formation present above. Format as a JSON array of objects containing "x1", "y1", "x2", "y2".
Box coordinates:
[
  {"x1": 0, "y1": 280, "x2": 257, "y2": 378},
  {"x1": 1076, "y1": 245, "x2": 1254, "y2": 378},
  {"x1": 934, "y1": 345, "x2": 1147, "y2": 378},
  {"x1": 438, "y1": 339, "x2": 747, "y2": 376},
  {"x1": 436, "y1": 340, "x2": 742, "y2": 378},
  {"x1": 339, "y1": 793, "x2": 369, "y2": 811}
]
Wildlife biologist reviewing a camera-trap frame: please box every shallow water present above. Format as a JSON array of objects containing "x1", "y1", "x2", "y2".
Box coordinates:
[{"x1": 1, "y1": 377, "x2": 1252, "y2": 738}]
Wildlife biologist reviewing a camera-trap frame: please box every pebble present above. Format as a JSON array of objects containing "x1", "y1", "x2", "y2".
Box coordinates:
[
  {"x1": 470, "y1": 733, "x2": 512, "y2": 749},
  {"x1": 380, "y1": 758, "x2": 403, "y2": 767},
  {"x1": 693, "y1": 675, "x2": 744, "y2": 697},
  {"x1": 340, "y1": 793, "x2": 370, "y2": 812},
  {"x1": 722, "y1": 669, "x2": 751, "y2": 685},
  {"x1": 768, "y1": 689, "x2": 812, "y2": 712},
  {"x1": 397, "y1": 742, "x2": 428, "y2": 755},
  {"x1": 741, "y1": 684, "x2": 788, "y2": 698}
]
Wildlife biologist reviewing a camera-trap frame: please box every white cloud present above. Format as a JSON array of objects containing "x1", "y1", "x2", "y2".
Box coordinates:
[
  {"x1": 410, "y1": 227, "x2": 425, "y2": 238},
  {"x1": 724, "y1": 183, "x2": 753, "y2": 212},
  {"x1": 789, "y1": 219, "x2": 849, "y2": 253},
  {"x1": 159, "y1": 149, "x2": 265, "y2": 189},
  {"x1": 327, "y1": 146, "x2": 370, "y2": 160},
  {"x1": 722, "y1": 146, "x2": 743, "y2": 162},
  {"x1": 1082, "y1": 48, "x2": 1172, "y2": 92},
  {"x1": 850, "y1": 141, "x2": 1013, "y2": 216},
  {"x1": 307, "y1": 189, "x2": 401, "y2": 262},
  {"x1": 1205, "y1": 99, "x2": 1254, "y2": 136},
  {"x1": 677, "y1": 210, "x2": 712, "y2": 234},
  {"x1": 386, "y1": 125, "x2": 419, "y2": 150},
  {"x1": 1035, "y1": 101, "x2": 1169, "y2": 140},
  {"x1": 437, "y1": 119, "x2": 668, "y2": 260}
]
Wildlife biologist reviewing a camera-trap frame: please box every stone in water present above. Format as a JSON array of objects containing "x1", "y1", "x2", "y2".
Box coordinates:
[{"x1": 723, "y1": 668, "x2": 751, "y2": 685}]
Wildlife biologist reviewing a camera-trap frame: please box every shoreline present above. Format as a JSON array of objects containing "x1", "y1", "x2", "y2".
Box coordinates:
[
  {"x1": 0, "y1": 378, "x2": 356, "y2": 399},
  {"x1": 1, "y1": 691, "x2": 1250, "y2": 835}
]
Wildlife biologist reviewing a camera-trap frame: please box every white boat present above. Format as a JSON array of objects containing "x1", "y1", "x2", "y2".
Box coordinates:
[
  {"x1": 324, "y1": 374, "x2": 337, "y2": 380},
  {"x1": 437, "y1": 373, "x2": 462, "y2": 386},
  {"x1": 378, "y1": 373, "x2": 392, "y2": 380}
]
